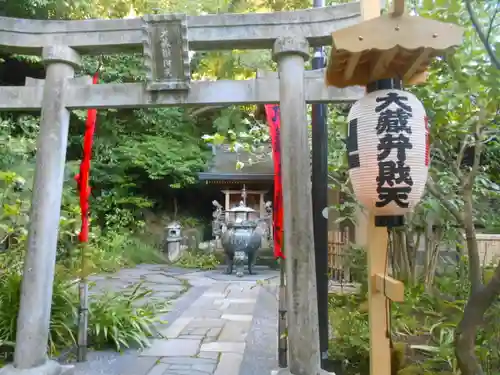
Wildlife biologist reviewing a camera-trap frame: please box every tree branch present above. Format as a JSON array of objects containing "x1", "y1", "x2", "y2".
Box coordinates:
[
  {"x1": 486, "y1": 0, "x2": 500, "y2": 42},
  {"x1": 464, "y1": 0, "x2": 500, "y2": 70},
  {"x1": 188, "y1": 106, "x2": 227, "y2": 117},
  {"x1": 426, "y1": 178, "x2": 464, "y2": 223},
  {"x1": 482, "y1": 261, "x2": 500, "y2": 302},
  {"x1": 455, "y1": 261, "x2": 500, "y2": 375},
  {"x1": 463, "y1": 112, "x2": 486, "y2": 192},
  {"x1": 463, "y1": 193, "x2": 483, "y2": 292},
  {"x1": 454, "y1": 134, "x2": 471, "y2": 180}
]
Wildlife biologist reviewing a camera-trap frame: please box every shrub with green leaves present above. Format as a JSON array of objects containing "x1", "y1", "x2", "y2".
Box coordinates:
[
  {"x1": 89, "y1": 231, "x2": 165, "y2": 273},
  {"x1": 328, "y1": 269, "x2": 500, "y2": 375},
  {"x1": 173, "y1": 250, "x2": 220, "y2": 270},
  {"x1": 0, "y1": 268, "x2": 78, "y2": 360},
  {"x1": 88, "y1": 282, "x2": 169, "y2": 351},
  {"x1": 0, "y1": 263, "x2": 168, "y2": 361}
]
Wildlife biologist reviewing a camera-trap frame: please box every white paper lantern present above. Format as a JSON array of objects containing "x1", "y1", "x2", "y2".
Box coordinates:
[{"x1": 346, "y1": 89, "x2": 429, "y2": 216}]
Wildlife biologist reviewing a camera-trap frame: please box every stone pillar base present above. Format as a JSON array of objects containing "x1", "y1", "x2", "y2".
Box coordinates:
[
  {"x1": 0, "y1": 361, "x2": 74, "y2": 375},
  {"x1": 271, "y1": 368, "x2": 336, "y2": 375}
]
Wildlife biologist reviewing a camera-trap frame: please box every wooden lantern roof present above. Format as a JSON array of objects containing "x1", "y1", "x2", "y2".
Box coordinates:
[{"x1": 325, "y1": 2, "x2": 464, "y2": 88}]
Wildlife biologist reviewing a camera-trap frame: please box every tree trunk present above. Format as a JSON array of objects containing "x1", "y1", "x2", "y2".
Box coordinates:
[
  {"x1": 463, "y1": 195, "x2": 483, "y2": 292},
  {"x1": 455, "y1": 194, "x2": 500, "y2": 375},
  {"x1": 423, "y1": 221, "x2": 441, "y2": 288},
  {"x1": 173, "y1": 197, "x2": 178, "y2": 220},
  {"x1": 455, "y1": 265, "x2": 500, "y2": 375}
]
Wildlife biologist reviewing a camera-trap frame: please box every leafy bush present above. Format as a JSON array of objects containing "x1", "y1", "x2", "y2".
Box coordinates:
[
  {"x1": 88, "y1": 282, "x2": 168, "y2": 351},
  {"x1": 328, "y1": 294, "x2": 370, "y2": 374},
  {"x1": 0, "y1": 263, "x2": 168, "y2": 361},
  {"x1": 342, "y1": 243, "x2": 367, "y2": 287},
  {"x1": 89, "y1": 231, "x2": 165, "y2": 273},
  {"x1": 0, "y1": 167, "x2": 171, "y2": 362},
  {"x1": 328, "y1": 267, "x2": 500, "y2": 375},
  {"x1": 173, "y1": 250, "x2": 220, "y2": 270},
  {"x1": 0, "y1": 268, "x2": 78, "y2": 360}
]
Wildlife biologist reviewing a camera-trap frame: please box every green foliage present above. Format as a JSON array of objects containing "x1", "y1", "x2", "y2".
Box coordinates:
[
  {"x1": 88, "y1": 282, "x2": 168, "y2": 351},
  {"x1": 84, "y1": 231, "x2": 166, "y2": 273},
  {"x1": 0, "y1": 165, "x2": 167, "y2": 360},
  {"x1": 328, "y1": 269, "x2": 500, "y2": 375},
  {"x1": 0, "y1": 268, "x2": 78, "y2": 360},
  {"x1": 330, "y1": 248, "x2": 500, "y2": 375},
  {"x1": 173, "y1": 250, "x2": 220, "y2": 270},
  {"x1": 341, "y1": 244, "x2": 368, "y2": 292},
  {"x1": 328, "y1": 295, "x2": 370, "y2": 373},
  {"x1": 0, "y1": 265, "x2": 167, "y2": 359}
]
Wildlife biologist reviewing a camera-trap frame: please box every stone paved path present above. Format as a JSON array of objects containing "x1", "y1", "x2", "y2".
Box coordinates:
[{"x1": 71, "y1": 264, "x2": 280, "y2": 375}]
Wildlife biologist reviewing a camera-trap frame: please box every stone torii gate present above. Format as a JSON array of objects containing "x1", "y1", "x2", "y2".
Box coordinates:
[{"x1": 0, "y1": 4, "x2": 364, "y2": 375}]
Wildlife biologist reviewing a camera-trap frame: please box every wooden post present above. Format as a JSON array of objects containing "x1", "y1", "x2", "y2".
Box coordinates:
[
  {"x1": 356, "y1": 3, "x2": 407, "y2": 375},
  {"x1": 223, "y1": 190, "x2": 230, "y2": 210},
  {"x1": 366, "y1": 214, "x2": 390, "y2": 375},
  {"x1": 366, "y1": 213, "x2": 404, "y2": 375},
  {"x1": 223, "y1": 190, "x2": 230, "y2": 221},
  {"x1": 361, "y1": 0, "x2": 385, "y2": 20},
  {"x1": 259, "y1": 192, "x2": 265, "y2": 217}
]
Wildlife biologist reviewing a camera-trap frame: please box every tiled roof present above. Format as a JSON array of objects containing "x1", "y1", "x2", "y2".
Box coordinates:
[{"x1": 199, "y1": 143, "x2": 274, "y2": 181}]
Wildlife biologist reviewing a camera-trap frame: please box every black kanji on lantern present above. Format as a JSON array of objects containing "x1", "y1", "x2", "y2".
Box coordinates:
[
  {"x1": 375, "y1": 91, "x2": 414, "y2": 208},
  {"x1": 376, "y1": 186, "x2": 412, "y2": 207},
  {"x1": 377, "y1": 133, "x2": 413, "y2": 162},
  {"x1": 375, "y1": 92, "x2": 412, "y2": 113},
  {"x1": 376, "y1": 160, "x2": 413, "y2": 187},
  {"x1": 346, "y1": 118, "x2": 360, "y2": 169},
  {"x1": 376, "y1": 108, "x2": 412, "y2": 135}
]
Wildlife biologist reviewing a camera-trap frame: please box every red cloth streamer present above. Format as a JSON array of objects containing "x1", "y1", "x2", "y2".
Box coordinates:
[
  {"x1": 264, "y1": 104, "x2": 284, "y2": 259},
  {"x1": 75, "y1": 72, "x2": 99, "y2": 243}
]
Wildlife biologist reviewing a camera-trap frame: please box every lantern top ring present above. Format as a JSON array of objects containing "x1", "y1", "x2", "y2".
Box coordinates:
[{"x1": 367, "y1": 78, "x2": 403, "y2": 93}]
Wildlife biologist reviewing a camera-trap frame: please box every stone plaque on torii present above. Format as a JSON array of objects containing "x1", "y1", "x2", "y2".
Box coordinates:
[
  {"x1": 0, "y1": 4, "x2": 365, "y2": 375},
  {"x1": 142, "y1": 14, "x2": 191, "y2": 91}
]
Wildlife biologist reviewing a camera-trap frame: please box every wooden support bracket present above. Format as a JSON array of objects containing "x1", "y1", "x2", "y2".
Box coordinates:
[{"x1": 373, "y1": 273, "x2": 405, "y2": 302}]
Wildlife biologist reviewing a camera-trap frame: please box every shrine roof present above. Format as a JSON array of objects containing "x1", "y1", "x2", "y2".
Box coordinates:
[{"x1": 198, "y1": 143, "x2": 274, "y2": 182}]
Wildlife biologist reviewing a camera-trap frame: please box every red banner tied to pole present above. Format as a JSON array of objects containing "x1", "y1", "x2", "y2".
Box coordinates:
[
  {"x1": 75, "y1": 72, "x2": 99, "y2": 243},
  {"x1": 264, "y1": 104, "x2": 284, "y2": 259}
]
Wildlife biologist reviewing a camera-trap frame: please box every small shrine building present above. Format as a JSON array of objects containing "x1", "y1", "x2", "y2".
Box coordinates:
[
  {"x1": 198, "y1": 143, "x2": 274, "y2": 218},
  {"x1": 199, "y1": 143, "x2": 354, "y2": 280}
]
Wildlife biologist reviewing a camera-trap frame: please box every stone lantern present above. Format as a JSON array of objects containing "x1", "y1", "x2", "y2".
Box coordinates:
[{"x1": 165, "y1": 221, "x2": 183, "y2": 263}]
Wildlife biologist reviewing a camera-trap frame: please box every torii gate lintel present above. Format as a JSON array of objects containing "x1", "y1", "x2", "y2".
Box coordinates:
[{"x1": 0, "y1": 71, "x2": 363, "y2": 111}]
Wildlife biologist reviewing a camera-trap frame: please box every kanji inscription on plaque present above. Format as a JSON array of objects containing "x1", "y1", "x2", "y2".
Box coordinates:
[{"x1": 142, "y1": 14, "x2": 190, "y2": 91}]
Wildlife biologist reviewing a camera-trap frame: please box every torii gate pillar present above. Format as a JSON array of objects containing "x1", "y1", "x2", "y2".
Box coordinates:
[
  {"x1": 272, "y1": 37, "x2": 329, "y2": 375},
  {"x1": 1, "y1": 46, "x2": 79, "y2": 375}
]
